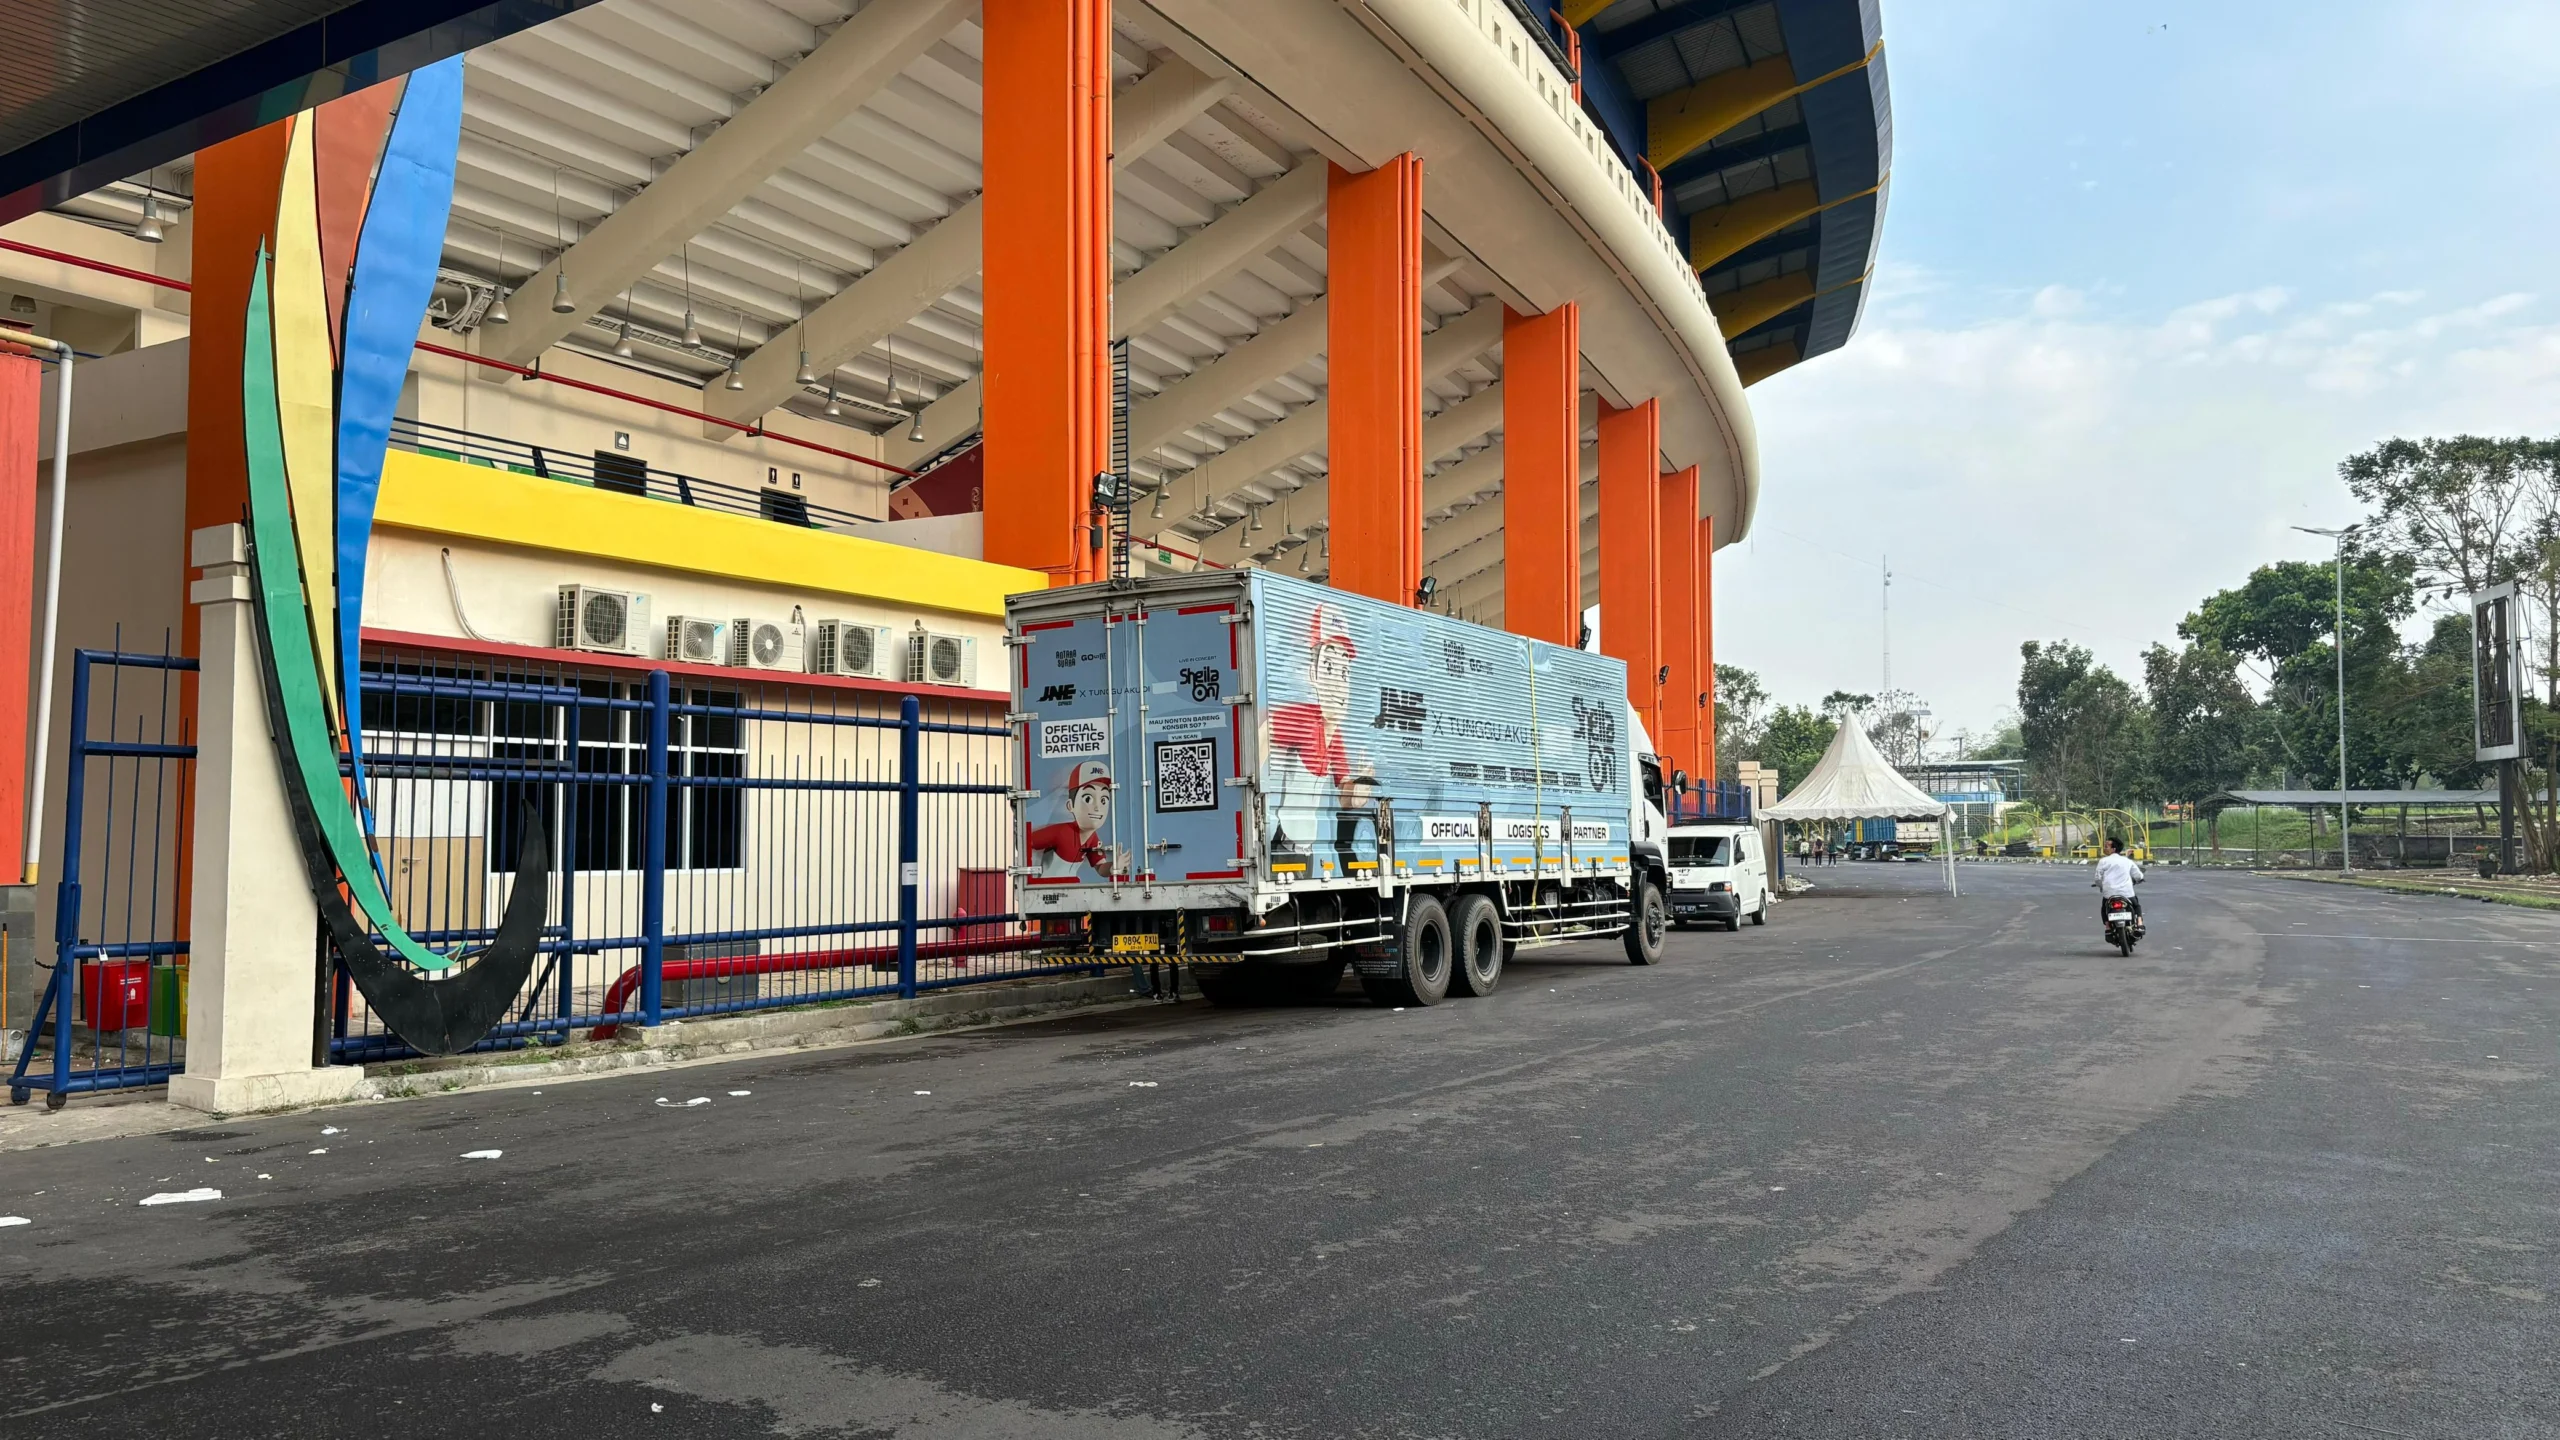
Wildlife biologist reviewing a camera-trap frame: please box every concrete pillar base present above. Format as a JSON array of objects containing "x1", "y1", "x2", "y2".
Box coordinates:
[{"x1": 170, "y1": 1063, "x2": 368, "y2": 1116}]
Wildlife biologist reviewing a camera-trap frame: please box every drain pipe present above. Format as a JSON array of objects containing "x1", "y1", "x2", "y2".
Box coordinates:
[{"x1": 18, "y1": 335, "x2": 71, "y2": 884}]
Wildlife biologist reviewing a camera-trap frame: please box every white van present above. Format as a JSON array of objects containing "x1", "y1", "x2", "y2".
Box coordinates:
[{"x1": 1668, "y1": 822, "x2": 1770, "y2": 931}]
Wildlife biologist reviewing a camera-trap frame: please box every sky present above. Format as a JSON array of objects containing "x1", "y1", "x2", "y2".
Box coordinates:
[{"x1": 1717, "y1": 0, "x2": 2560, "y2": 747}]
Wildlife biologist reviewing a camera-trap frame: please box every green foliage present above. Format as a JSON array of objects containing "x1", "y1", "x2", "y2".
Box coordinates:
[
  {"x1": 2341, "y1": 435, "x2": 2557, "y2": 600},
  {"x1": 2017, "y1": 641, "x2": 2151, "y2": 808},
  {"x1": 2143, "y1": 643, "x2": 2258, "y2": 802},
  {"x1": 1757, "y1": 705, "x2": 1838, "y2": 792},
  {"x1": 1820, "y1": 690, "x2": 1874, "y2": 718},
  {"x1": 1713, "y1": 663, "x2": 1769, "y2": 779}
]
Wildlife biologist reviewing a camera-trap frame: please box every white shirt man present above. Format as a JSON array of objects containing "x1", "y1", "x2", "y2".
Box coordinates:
[{"x1": 2095, "y1": 849, "x2": 2144, "y2": 897}]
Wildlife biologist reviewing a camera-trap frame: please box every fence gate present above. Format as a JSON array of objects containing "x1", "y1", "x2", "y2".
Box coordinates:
[{"x1": 8, "y1": 649, "x2": 196, "y2": 1109}]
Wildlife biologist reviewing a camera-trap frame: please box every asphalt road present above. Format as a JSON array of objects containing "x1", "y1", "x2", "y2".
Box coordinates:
[{"x1": 1, "y1": 862, "x2": 2553, "y2": 1438}]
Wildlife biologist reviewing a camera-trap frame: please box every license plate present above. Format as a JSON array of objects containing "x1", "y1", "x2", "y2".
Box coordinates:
[{"x1": 1110, "y1": 933, "x2": 1161, "y2": 954}]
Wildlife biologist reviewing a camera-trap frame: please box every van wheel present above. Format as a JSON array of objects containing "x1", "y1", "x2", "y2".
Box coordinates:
[
  {"x1": 1750, "y1": 897, "x2": 1768, "y2": 926},
  {"x1": 1365, "y1": 895, "x2": 1453, "y2": 1006},
  {"x1": 1447, "y1": 893, "x2": 1503, "y2": 997},
  {"x1": 1624, "y1": 879, "x2": 1667, "y2": 966}
]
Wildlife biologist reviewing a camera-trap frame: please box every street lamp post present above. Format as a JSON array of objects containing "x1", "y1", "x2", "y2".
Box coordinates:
[{"x1": 2294, "y1": 525, "x2": 2359, "y2": 875}]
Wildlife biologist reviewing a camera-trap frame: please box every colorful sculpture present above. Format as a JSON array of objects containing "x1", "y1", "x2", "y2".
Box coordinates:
[{"x1": 239, "y1": 59, "x2": 550, "y2": 1055}]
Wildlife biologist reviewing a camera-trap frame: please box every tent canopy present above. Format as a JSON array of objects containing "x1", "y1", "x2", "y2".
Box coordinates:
[{"x1": 1760, "y1": 718, "x2": 1952, "y2": 822}]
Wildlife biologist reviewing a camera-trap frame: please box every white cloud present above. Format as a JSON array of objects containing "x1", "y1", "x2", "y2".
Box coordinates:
[{"x1": 1716, "y1": 283, "x2": 2560, "y2": 737}]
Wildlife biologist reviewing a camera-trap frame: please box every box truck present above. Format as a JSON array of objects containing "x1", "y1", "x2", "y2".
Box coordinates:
[{"x1": 1007, "y1": 570, "x2": 1674, "y2": 1007}]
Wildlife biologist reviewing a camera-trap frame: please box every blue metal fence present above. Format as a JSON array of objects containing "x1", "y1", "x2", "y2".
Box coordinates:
[
  {"x1": 327, "y1": 642, "x2": 1056, "y2": 1063},
  {"x1": 1668, "y1": 779, "x2": 1753, "y2": 824},
  {"x1": 9, "y1": 648, "x2": 196, "y2": 1109}
]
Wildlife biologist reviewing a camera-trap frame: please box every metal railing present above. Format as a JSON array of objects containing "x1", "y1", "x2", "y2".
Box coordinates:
[
  {"x1": 9, "y1": 648, "x2": 195, "y2": 1108},
  {"x1": 1668, "y1": 780, "x2": 1753, "y2": 824},
  {"x1": 327, "y1": 643, "x2": 1059, "y2": 1063},
  {"x1": 389, "y1": 416, "x2": 875, "y2": 535}
]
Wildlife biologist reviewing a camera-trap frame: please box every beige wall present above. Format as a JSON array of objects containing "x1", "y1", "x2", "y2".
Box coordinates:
[{"x1": 408, "y1": 336, "x2": 896, "y2": 530}]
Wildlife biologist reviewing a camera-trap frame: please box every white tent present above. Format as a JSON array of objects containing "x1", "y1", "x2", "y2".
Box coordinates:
[{"x1": 1761, "y1": 719, "x2": 1958, "y2": 895}]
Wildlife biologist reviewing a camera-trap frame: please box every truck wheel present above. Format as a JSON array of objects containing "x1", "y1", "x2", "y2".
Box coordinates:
[
  {"x1": 1624, "y1": 879, "x2": 1667, "y2": 966},
  {"x1": 1365, "y1": 895, "x2": 1453, "y2": 1007},
  {"x1": 1193, "y1": 966, "x2": 1258, "y2": 1007},
  {"x1": 1447, "y1": 893, "x2": 1503, "y2": 997}
]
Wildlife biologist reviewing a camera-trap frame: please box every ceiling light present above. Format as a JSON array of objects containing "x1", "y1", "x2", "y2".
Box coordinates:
[
  {"x1": 1150, "y1": 487, "x2": 1166, "y2": 520},
  {"x1": 907, "y1": 405, "x2": 926, "y2": 444},
  {"x1": 1248, "y1": 505, "x2": 1266, "y2": 533},
  {"x1": 726, "y1": 356, "x2": 745, "y2": 391},
  {"x1": 486, "y1": 291, "x2": 510, "y2": 325},
  {"x1": 613, "y1": 317, "x2": 635, "y2": 357},
  {"x1": 795, "y1": 348, "x2": 817, "y2": 387},
  {"x1": 1297, "y1": 543, "x2": 1311, "y2": 573},
  {"x1": 681, "y1": 308, "x2": 701, "y2": 347},
  {"x1": 134, "y1": 194, "x2": 165, "y2": 244},
  {"x1": 824, "y1": 386, "x2": 842, "y2": 417},
  {"x1": 551, "y1": 271, "x2": 575, "y2": 314}
]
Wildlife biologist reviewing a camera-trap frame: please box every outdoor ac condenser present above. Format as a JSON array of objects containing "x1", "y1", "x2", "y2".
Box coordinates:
[
  {"x1": 664, "y1": 615, "x2": 728, "y2": 665},
  {"x1": 907, "y1": 627, "x2": 977, "y2": 688},
  {"x1": 557, "y1": 584, "x2": 652, "y2": 656},
  {"x1": 810, "y1": 620, "x2": 896, "y2": 679},
  {"x1": 730, "y1": 616, "x2": 802, "y2": 671}
]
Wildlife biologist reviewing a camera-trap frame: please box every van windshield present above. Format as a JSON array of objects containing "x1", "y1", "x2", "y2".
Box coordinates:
[{"x1": 1670, "y1": 835, "x2": 1730, "y2": 865}]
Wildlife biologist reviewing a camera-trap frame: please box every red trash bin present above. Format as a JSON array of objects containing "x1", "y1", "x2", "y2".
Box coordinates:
[{"x1": 82, "y1": 959, "x2": 152, "y2": 1031}]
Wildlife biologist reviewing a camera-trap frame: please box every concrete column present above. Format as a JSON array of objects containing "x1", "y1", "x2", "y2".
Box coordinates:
[
  {"x1": 981, "y1": 0, "x2": 1113, "y2": 584},
  {"x1": 1326, "y1": 155, "x2": 1425, "y2": 605},
  {"x1": 168, "y1": 523, "x2": 365, "y2": 1114},
  {"x1": 1500, "y1": 303, "x2": 1580, "y2": 646},
  {"x1": 1656, "y1": 465, "x2": 1703, "y2": 785},
  {"x1": 1596, "y1": 398, "x2": 1661, "y2": 742}
]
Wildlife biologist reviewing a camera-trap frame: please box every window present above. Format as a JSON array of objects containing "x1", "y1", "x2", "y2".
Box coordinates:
[
  {"x1": 1669, "y1": 834, "x2": 1730, "y2": 865},
  {"x1": 594, "y1": 450, "x2": 648, "y2": 497}
]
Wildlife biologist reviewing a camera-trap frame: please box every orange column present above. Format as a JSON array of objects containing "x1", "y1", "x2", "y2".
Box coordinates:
[
  {"x1": 1596, "y1": 398, "x2": 1661, "y2": 742},
  {"x1": 981, "y1": 0, "x2": 1112, "y2": 583},
  {"x1": 0, "y1": 343, "x2": 35, "y2": 877},
  {"x1": 185, "y1": 121, "x2": 297, "y2": 649},
  {"x1": 1698, "y1": 513, "x2": 1718, "y2": 783},
  {"x1": 1326, "y1": 156, "x2": 1424, "y2": 605},
  {"x1": 1656, "y1": 464, "x2": 1702, "y2": 787},
  {"x1": 1501, "y1": 303, "x2": 1580, "y2": 645}
]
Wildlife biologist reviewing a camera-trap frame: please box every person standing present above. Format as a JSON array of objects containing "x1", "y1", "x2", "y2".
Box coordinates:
[{"x1": 1797, "y1": 834, "x2": 1811, "y2": 869}]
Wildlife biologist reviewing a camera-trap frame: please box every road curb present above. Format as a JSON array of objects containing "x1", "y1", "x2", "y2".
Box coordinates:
[
  {"x1": 2254, "y1": 869, "x2": 2560, "y2": 911},
  {"x1": 2, "y1": 974, "x2": 1175, "y2": 1149}
]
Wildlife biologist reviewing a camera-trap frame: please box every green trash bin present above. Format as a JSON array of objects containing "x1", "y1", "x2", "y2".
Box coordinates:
[{"x1": 148, "y1": 962, "x2": 185, "y2": 1038}]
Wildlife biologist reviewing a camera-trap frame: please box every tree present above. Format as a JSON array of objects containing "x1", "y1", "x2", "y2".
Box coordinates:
[
  {"x1": 1820, "y1": 690, "x2": 1873, "y2": 719},
  {"x1": 1713, "y1": 664, "x2": 1769, "y2": 780},
  {"x1": 2144, "y1": 643, "x2": 2259, "y2": 851},
  {"x1": 2179, "y1": 552, "x2": 2416, "y2": 789},
  {"x1": 2017, "y1": 641, "x2": 2152, "y2": 808},
  {"x1": 2341, "y1": 435, "x2": 2551, "y2": 602},
  {"x1": 1756, "y1": 706, "x2": 1838, "y2": 793},
  {"x1": 2372, "y1": 613, "x2": 2491, "y2": 789}
]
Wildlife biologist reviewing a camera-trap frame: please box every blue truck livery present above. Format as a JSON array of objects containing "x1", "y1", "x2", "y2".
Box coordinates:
[{"x1": 1007, "y1": 570, "x2": 1673, "y2": 1005}]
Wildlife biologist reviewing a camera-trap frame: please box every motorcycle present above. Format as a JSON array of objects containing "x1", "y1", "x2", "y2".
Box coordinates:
[{"x1": 2101, "y1": 893, "x2": 2143, "y2": 956}]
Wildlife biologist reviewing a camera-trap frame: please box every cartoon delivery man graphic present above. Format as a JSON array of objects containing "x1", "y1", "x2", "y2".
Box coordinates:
[
  {"x1": 1267, "y1": 604, "x2": 1377, "y2": 861},
  {"x1": 1028, "y1": 760, "x2": 1129, "y2": 879}
]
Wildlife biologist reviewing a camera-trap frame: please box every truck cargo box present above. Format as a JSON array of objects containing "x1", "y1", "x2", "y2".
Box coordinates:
[{"x1": 1007, "y1": 570, "x2": 1641, "y2": 916}]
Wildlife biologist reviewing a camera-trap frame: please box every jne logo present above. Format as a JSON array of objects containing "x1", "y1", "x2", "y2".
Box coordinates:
[
  {"x1": 1038, "y1": 683, "x2": 1078, "y2": 703},
  {"x1": 1372, "y1": 687, "x2": 1427, "y2": 733}
]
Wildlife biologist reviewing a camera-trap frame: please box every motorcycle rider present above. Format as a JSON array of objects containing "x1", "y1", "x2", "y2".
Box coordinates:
[{"x1": 2094, "y1": 837, "x2": 2145, "y2": 934}]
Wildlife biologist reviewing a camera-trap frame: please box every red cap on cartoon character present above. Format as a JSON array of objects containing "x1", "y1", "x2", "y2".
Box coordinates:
[
  {"x1": 1308, "y1": 605, "x2": 1357, "y2": 659},
  {"x1": 1062, "y1": 761, "x2": 1114, "y2": 792}
]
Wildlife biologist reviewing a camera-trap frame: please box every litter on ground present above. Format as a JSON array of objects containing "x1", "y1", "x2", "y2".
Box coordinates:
[
  {"x1": 0, "y1": 1217, "x2": 28, "y2": 1228},
  {"x1": 139, "y1": 1188, "x2": 222, "y2": 1207},
  {"x1": 461, "y1": 1150, "x2": 504, "y2": 1160}
]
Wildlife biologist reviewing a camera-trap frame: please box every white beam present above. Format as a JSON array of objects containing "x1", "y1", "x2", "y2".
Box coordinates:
[
  {"x1": 489, "y1": 0, "x2": 974, "y2": 367},
  {"x1": 1128, "y1": 300, "x2": 1325, "y2": 455},
  {"x1": 711, "y1": 57, "x2": 1235, "y2": 429},
  {"x1": 1114, "y1": 161, "x2": 1326, "y2": 340}
]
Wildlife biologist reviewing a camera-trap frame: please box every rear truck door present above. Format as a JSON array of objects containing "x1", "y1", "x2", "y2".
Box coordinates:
[
  {"x1": 1131, "y1": 599, "x2": 1248, "y2": 887},
  {"x1": 1017, "y1": 611, "x2": 1128, "y2": 901}
]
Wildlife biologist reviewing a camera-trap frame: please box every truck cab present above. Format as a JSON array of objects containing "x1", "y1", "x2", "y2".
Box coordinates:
[{"x1": 1667, "y1": 821, "x2": 1769, "y2": 930}]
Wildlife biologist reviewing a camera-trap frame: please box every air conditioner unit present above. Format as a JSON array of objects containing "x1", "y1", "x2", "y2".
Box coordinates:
[
  {"x1": 907, "y1": 626, "x2": 978, "y2": 688},
  {"x1": 809, "y1": 620, "x2": 896, "y2": 679},
  {"x1": 664, "y1": 615, "x2": 728, "y2": 665},
  {"x1": 557, "y1": 584, "x2": 651, "y2": 655},
  {"x1": 729, "y1": 616, "x2": 802, "y2": 671}
]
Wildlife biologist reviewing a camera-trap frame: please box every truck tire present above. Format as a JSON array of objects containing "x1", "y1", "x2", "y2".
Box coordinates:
[
  {"x1": 1363, "y1": 895, "x2": 1452, "y2": 1007},
  {"x1": 1447, "y1": 892, "x2": 1503, "y2": 997},
  {"x1": 1624, "y1": 878, "x2": 1667, "y2": 966}
]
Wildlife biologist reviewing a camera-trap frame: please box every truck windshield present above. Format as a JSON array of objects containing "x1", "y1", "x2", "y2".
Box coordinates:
[{"x1": 1669, "y1": 835, "x2": 1730, "y2": 865}]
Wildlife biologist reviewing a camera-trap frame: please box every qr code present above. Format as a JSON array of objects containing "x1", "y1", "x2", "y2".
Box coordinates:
[{"x1": 1153, "y1": 738, "x2": 1218, "y2": 813}]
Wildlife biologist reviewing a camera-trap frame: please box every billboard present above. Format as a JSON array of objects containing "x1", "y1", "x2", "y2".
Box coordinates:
[{"x1": 2472, "y1": 582, "x2": 2524, "y2": 763}]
